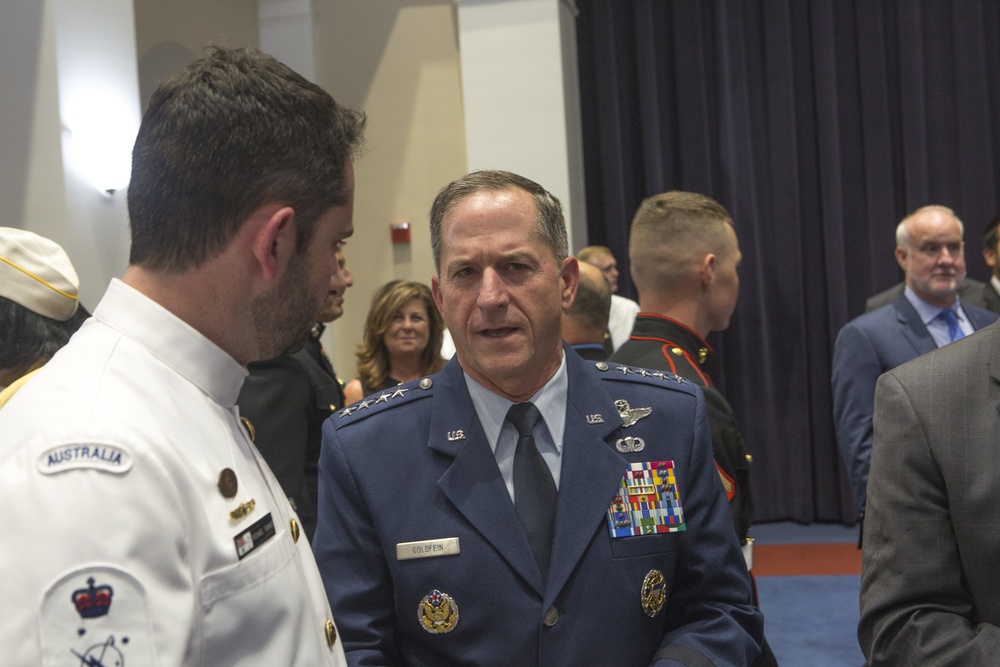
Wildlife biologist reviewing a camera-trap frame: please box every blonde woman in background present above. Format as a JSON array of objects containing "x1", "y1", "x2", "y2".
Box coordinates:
[{"x1": 344, "y1": 280, "x2": 445, "y2": 404}]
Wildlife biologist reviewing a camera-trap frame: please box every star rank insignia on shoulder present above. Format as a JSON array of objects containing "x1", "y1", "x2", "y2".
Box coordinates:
[
  {"x1": 335, "y1": 377, "x2": 434, "y2": 427},
  {"x1": 593, "y1": 362, "x2": 695, "y2": 394}
]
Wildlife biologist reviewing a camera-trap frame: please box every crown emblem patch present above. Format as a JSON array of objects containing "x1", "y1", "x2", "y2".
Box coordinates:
[{"x1": 72, "y1": 577, "x2": 114, "y2": 618}]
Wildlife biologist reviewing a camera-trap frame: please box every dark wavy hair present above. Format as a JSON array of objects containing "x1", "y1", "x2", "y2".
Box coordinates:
[
  {"x1": 128, "y1": 46, "x2": 366, "y2": 271},
  {"x1": 0, "y1": 297, "x2": 90, "y2": 380}
]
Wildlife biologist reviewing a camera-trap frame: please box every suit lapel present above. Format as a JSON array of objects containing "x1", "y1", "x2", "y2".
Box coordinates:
[
  {"x1": 966, "y1": 303, "x2": 997, "y2": 331},
  {"x1": 544, "y1": 352, "x2": 627, "y2": 606},
  {"x1": 989, "y1": 325, "x2": 1000, "y2": 391},
  {"x1": 986, "y1": 285, "x2": 1000, "y2": 314},
  {"x1": 429, "y1": 360, "x2": 544, "y2": 594},
  {"x1": 894, "y1": 296, "x2": 937, "y2": 356}
]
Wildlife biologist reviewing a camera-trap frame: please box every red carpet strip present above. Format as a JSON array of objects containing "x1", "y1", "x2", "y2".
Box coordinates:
[{"x1": 753, "y1": 542, "x2": 862, "y2": 576}]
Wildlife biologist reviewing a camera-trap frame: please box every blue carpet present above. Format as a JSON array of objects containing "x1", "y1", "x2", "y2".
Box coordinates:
[
  {"x1": 752, "y1": 520, "x2": 858, "y2": 545},
  {"x1": 757, "y1": 575, "x2": 863, "y2": 666},
  {"x1": 754, "y1": 522, "x2": 864, "y2": 667}
]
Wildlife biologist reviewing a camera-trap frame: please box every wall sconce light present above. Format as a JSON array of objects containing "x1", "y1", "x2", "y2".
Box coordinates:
[{"x1": 65, "y1": 92, "x2": 139, "y2": 196}]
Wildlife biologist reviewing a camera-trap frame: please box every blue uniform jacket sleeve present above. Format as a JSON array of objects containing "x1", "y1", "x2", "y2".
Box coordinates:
[
  {"x1": 314, "y1": 417, "x2": 400, "y2": 666},
  {"x1": 652, "y1": 388, "x2": 763, "y2": 666}
]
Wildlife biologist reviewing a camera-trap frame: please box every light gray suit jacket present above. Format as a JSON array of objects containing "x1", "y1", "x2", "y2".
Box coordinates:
[{"x1": 860, "y1": 320, "x2": 1000, "y2": 665}]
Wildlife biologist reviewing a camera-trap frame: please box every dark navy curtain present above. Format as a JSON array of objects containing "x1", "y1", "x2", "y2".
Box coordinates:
[{"x1": 576, "y1": 0, "x2": 1000, "y2": 523}]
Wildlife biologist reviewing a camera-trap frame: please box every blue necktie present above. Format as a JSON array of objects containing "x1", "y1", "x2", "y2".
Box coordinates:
[
  {"x1": 938, "y1": 308, "x2": 965, "y2": 342},
  {"x1": 506, "y1": 402, "x2": 556, "y2": 579}
]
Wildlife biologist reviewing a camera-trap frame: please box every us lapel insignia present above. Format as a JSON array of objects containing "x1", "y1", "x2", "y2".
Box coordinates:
[
  {"x1": 447, "y1": 430, "x2": 466, "y2": 441},
  {"x1": 614, "y1": 399, "x2": 651, "y2": 428},
  {"x1": 586, "y1": 414, "x2": 605, "y2": 424},
  {"x1": 419, "y1": 589, "x2": 459, "y2": 634},
  {"x1": 606, "y1": 460, "x2": 686, "y2": 537},
  {"x1": 641, "y1": 569, "x2": 667, "y2": 617}
]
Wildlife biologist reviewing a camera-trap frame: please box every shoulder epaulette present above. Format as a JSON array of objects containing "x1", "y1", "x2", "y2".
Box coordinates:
[
  {"x1": 592, "y1": 362, "x2": 697, "y2": 395},
  {"x1": 333, "y1": 376, "x2": 435, "y2": 428}
]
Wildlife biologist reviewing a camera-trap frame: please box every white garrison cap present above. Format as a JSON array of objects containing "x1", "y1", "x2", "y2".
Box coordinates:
[{"x1": 0, "y1": 227, "x2": 80, "y2": 321}]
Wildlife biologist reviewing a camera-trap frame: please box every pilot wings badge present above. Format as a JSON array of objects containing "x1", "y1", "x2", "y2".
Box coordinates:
[{"x1": 615, "y1": 399, "x2": 651, "y2": 428}]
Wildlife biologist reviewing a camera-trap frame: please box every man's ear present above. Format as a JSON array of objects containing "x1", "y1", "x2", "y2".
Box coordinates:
[
  {"x1": 700, "y1": 253, "x2": 717, "y2": 289},
  {"x1": 431, "y1": 274, "x2": 444, "y2": 315},
  {"x1": 984, "y1": 246, "x2": 998, "y2": 269},
  {"x1": 251, "y1": 206, "x2": 297, "y2": 282},
  {"x1": 894, "y1": 246, "x2": 908, "y2": 271},
  {"x1": 560, "y1": 257, "x2": 580, "y2": 310}
]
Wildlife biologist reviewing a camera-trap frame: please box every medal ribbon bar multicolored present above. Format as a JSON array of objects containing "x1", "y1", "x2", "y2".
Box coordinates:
[{"x1": 606, "y1": 460, "x2": 686, "y2": 538}]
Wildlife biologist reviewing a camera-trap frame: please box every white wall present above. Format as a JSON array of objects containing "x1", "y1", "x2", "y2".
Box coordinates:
[
  {"x1": 455, "y1": 0, "x2": 587, "y2": 248},
  {"x1": 0, "y1": 0, "x2": 139, "y2": 310},
  {"x1": 313, "y1": 1, "x2": 468, "y2": 376},
  {"x1": 3, "y1": 0, "x2": 585, "y2": 380}
]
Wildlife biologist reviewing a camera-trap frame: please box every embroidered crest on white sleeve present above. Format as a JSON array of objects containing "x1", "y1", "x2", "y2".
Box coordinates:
[{"x1": 39, "y1": 564, "x2": 154, "y2": 666}]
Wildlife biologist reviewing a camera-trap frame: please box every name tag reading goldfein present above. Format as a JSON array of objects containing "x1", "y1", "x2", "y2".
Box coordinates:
[{"x1": 396, "y1": 537, "x2": 460, "y2": 561}]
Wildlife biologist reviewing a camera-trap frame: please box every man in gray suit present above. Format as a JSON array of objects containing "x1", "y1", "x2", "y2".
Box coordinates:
[{"x1": 860, "y1": 319, "x2": 1000, "y2": 664}]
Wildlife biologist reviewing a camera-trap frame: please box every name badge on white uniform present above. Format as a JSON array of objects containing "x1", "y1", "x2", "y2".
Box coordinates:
[{"x1": 396, "y1": 537, "x2": 460, "y2": 561}]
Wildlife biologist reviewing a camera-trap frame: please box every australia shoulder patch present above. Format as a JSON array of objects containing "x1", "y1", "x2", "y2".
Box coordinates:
[{"x1": 37, "y1": 443, "x2": 133, "y2": 476}]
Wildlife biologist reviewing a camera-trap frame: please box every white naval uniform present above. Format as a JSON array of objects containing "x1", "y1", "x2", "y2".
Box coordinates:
[{"x1": 0, "y1": 279, "x2": 346, "y2": 667}]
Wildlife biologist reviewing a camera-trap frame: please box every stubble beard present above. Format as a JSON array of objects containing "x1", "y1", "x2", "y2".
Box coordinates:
[{"x1": 251, "y1": 260, "x2": 318, "y2": 360}]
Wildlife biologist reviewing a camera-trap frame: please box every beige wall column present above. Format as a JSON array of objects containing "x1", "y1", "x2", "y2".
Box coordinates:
[
  {"x1": 258, "y1": 0, "x2": 317, "y2": 80},
  {"x1": 454, "y1": 0, "x2": 587, "y2": 249},
  {"x1": 312, "y1": 1, "x2": 467, "y2": 376}
]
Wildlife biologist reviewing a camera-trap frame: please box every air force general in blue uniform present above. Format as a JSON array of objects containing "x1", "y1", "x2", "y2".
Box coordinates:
[
  {"x1": 313, "y1": 170, "x2": 762, "y2": 666},
  {"x1": 314, "y1": 352, "x2": 760, "y2": 666}
]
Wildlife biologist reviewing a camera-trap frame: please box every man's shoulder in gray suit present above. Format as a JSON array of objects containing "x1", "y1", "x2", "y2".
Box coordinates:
[{"x1": 885, "y1": 318, "x2": 1000, "y2": 383}]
